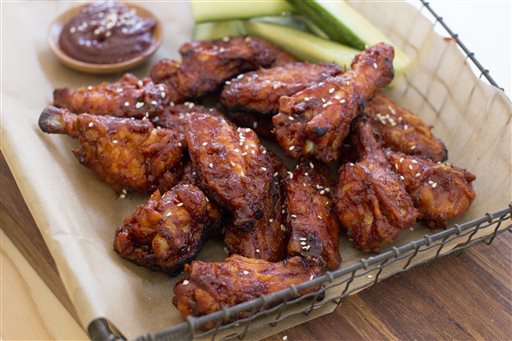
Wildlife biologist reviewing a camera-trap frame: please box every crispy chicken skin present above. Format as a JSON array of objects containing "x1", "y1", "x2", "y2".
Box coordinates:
[
  {"x1": 114, "y1": 184, "x2": 221, "y2": 275},
  {"x1": 173, "y1": 255, "x2": 321, "y2": 321},
  {"x1": 224, "y1": 153, "x2": 289, "y2": 261},
  {"x1": 38, "y1": 106, "x2": 185, "y2": 193},
  {"x1": 364, "y1": 94, "x2": 447, "y2": 162},
  {"x1": 225, "y1": 111, "x2": 276, "y2": 140},
  {"x1": 185, "y1": 113, "x2": 275, "y2": 229},
  {"x1": 285, "y1": 161, "x2": 341, "y2": 269},
  {"x1": 386, "y1": 150, "x2": 476, "y2": 228},
  {"x1": 53, "y1": 73, "x2": 170, "y2": 119},
  {"x1": 221, "y1": 62, "x2": 342, "y2": 115},
  {"x1": 335, "y1": 117, "x2": 418, "y2": 252},
  {"x1": 273, "y1": 43, "x2": 395, "y2": 163},
  {"x1": 150, "y1": 36, "x2": 277, "y2": 103}
]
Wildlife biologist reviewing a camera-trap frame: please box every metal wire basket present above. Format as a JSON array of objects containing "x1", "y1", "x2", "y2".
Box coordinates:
[{"x1": 88, "y1": 1, "x2": 512, "y2": 340}]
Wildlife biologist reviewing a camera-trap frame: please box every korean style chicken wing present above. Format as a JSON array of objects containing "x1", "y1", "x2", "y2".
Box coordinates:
[
  {"x1": 53, "y1": 73, "x2": 170, "y2": 119},
  {"x1": 173, "y1": 255, "x2": 321, "y2": 321},
  {"x1": 386, "y1": 151, "x2": 476, "y2": 228},
  {"x1": 113, "y1": 184, "x2": 221, "y2": 275},
  {"x1": 185, "y1": 113, "x2": 275, "y2": 229},
  {"x1": 224, "y1": 153, "x2": 288, "y2": 261},
  {"x1": 364, "y1": 94, "x2": 447, "y2": 162},
  {"x1": 335, "y1": 117, "x2": 418, "y2": 252},
  {"x1": 150, "y1": 36, "x2": 277, "y2": 103},
  {"x1": 221, "y1": 62, "x2": 342, "y2": 115},
  {"x1": 285, "y1": 161, "x2": 341, "y2": 269},
  {"x1": 273, "y1": 43, "x2": 395, "y2": 163},
  {"x1": 38, "y1": 106, "x2": 185, "y2": 193}
]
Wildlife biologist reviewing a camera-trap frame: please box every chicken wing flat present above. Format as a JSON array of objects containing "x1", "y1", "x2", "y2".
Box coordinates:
[
  {"x1": 225, "y1": 111, "x2": 275, "y2": 140},
  {"x1": 185, "y1": 113, "x2": 275, "y2": 229},
  {"x1": 386, "y1": 150, "x2": 476, "y2": 228},
  {"x1": 150, "y1": 36, "x2": 277, "y2": 103},
  {"x1": 335, "y1": 117, "x2": 418, "y2": 252},
  {"x1": 285, "y1": 161, "x2": 341, "y2": 269},
  {"x1": 273, "y1": 43, "x2": 395, "y2": 163},
  {"x1": 364, "y1": 94, "x2": 447, "y2": 162},
  {"x1": 114, "y1": 184, "x2": 221, "y2": 275},
  {"x1": 173, "y1": 255, "x2": 321, "y2": 321},
  {"x1": 53, "y1": 73, "x2": 170, "y2": 119},
  {"x1": 224, "y1": 153, "x2": 288, "y2": 261},
  {"x1": 38, "y1": 106, "x2": 185, "y2": 193},
  {"x1": 221, "y1": 62, "x2": 342, "y2": 115}
]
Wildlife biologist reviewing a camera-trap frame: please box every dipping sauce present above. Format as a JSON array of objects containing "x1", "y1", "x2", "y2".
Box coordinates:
[{"x1": 59, "y1": 2, "x2": 157, "y2": 64}]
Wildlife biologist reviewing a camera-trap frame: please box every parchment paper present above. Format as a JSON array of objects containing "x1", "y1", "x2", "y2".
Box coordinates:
[{"x1": 1, "y1": 1, "x2": 511, "y2": 340}]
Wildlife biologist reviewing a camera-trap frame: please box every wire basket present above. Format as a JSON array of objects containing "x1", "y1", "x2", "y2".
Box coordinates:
[{"x1": 88, "y1": 1, "x2": 512, "y2": 340}]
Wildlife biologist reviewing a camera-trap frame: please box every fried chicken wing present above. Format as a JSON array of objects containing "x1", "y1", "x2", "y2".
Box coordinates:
[
  {"x1": 273, "y1": 43, "x2": 395, "y2": 163},
  {"x1": 386, "y1": 151, "x2": 476, "y2": 228},
  {"x1": 224, "y1": 153, "x2": 288, "y2": 261},
  {"x1": 173, "y1": 255, "x2": 321, "y2": 321},
  {"x1": 150, "y1": 36, "x2": 277, "y2": 103},
  {"x1": 335, "y1": 117, "x2": 418, "y2": 252},
  {"x1": 53, "y1": 73, "x2": 170, "y2": 119},
  {"x1": 364, "y1": 94, "x2": 447, "y2": 162},
  {"x1": 285, "y1": 161, "x2": 341, "y2": 269},
  {"x1": 38, "y1": 106, "x2": 185, "y2": 193},
  {"x1": 114, "y1": 184, "x2": 221, "y2": 275},
  {"x1": 221, "y1": 62, "x2": 342, "y2": 115}
]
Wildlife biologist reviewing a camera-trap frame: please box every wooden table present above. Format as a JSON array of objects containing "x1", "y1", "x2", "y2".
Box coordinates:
[{"x1": 2, "y1": 151, "x2": 511, "y2": 340}]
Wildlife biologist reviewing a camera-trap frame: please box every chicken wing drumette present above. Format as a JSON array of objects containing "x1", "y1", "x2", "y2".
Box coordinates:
[
  {"x1": 335, "y1": 116, "x2": 418, "y2": 252},
  {"x1": 150, "y1": 36, "x2": 278, "y2": 103},
  {"x1": 173, "y1": 255, "x2": 321, "y2": 321},
  {"x1": 53, "y1": 73, "x2": 170, "y2": 119},
  {"x1": 364, "y1": 94, "x2": 447, "y2": 162},
  {"x1": 273, "y1": 43, "x2": 395, "y2": 163},
  {"x1": 38, "y1": 106, "x2": 185, "y2": 193},
  {"x1": 224, "y1": 153, "x2": 289, "y2": 261},
  {"x1": 221, "y1": 62, "x2": 342, "y2": 115},
  {"x1": 185, "y1": 113, "x2": 276, "y2": 229},
  {"x1": 114, "y1": 184, "x2": 221, "y2": 275},
  {"x1": 386, "y1": 150, "x2": 476, "y2": 228},
  {"x1": 285, "y1": 161, "x2": 341, "y2": 269}
]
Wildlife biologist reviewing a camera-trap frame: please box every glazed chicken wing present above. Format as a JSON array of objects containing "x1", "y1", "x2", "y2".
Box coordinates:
[
  {"x1": 154, "y1": 102, "x2": 221, "y2": 134},
  {"x1": 150, "y1": 36, "x2": 277, "y2": 103},
  {"x1": 53, "y1": 73, "x2": 170, "y2": 119},
  {"x1": 335, "y1": 117, "x2": 418, "y2": 252},
  {"x1": 221, "y1": 62, "x2": 342, "y2": 115},
  {"x1": 386, "y1": 150, "x2": 476, "y2": 228},
  {"x1": 38, "y1": 106, "x2": 185, "y2": 193},
  {"x1": 364, "y1": 94, "x2": 447, "y2": 162},
  {"x1": 185, "y1": 113, "x2": 275, "y2": 229},
  {"x1": 225, "y1": 111, "x2": 276, "y2": 140},
  {"x1": 224, "y1": 153, "x2": 288, "y2": 261},
  {"x1": 173, "y1": 255, "x2": 321, "y2": 321},
  {"x1": 114, "y1": 184, "x2": 221, "y2": 275},
  {"x1": 273, "y1": 43, "x2": 395, "y2": 163},
  {"x1": 285, "y1": 161, "x2": 341, "y2": 269}
]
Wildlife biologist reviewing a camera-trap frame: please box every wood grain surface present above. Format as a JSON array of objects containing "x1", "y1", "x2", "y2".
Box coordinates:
[{"x1": 1, "y1": 151, "x2": 511, "y2": 340}]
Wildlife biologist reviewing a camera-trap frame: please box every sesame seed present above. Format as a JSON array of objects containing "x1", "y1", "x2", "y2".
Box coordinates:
[
  {"x1": 328, "y1": 88, "x2": 335, "y2": 94},
  {"x1": 209, "y1": 163, "x2": 213, "y2": 168},
  {"x1": 309, "y1": 162, "x2": 314, "y2": 169},
  {"x1": 432, "y1": 182, "x2": 438, "y2": 188},
  {"x1": 242, "y1": 152, "x2": 247, "y2": 156},
  {"x1": 367, "y1": 274, "x2": 373, "y2": 279},
  {"x1": 219, "y1": 47, "x2": 225, "y2": 52},
  {"x1": 288, "y1": 116, "x2": 294, "y2": 121},
  {"x1": 291, "y1": 214, "x2": 297, "y2": 219},
  {"x1": 321, "y1": 98, "x2": 326, "y2": 103},
  {"x1": 289, "y1": 146, "x2": 295, "y2": 151},
  {"x1": 325, "y1": 188, "x2": 330, "y2": 192},
  {"x1": 255, "y1": 249, "x2": 260, "y2": 253},
  {"x1": 373, "y1": 62, "x2": 378, "y2": 69},
  {"x1": 340, "y1": 99, "x2": 346, "y2": 104},
  {"x1": 303, "y1": 245, "x2": 311, "y2": 250},
  {"x1": 269, "y1": 218, "x2": 273, "y2": 223},
  {"x1": 299, "y1": 237, "x2": 307, "y2": 241},
  {"x1": 317, "y1": 215, "x2": 322, "y2": 220},
  {"x1": 224, "y1": 247, "x2": 229, "y2": 254},
  {"x1": 166, "y1": 212, "x2": 172, "y2": 217},
  {"x1": 137, "y1": 80, "x2": 143, "y2": 87},
  {"x1": 222, "y1": 37, "x2": 229, "y2": 42},
  {"x1": 243, "y1": 270, "x2": 249, "y2": 275},
  {"x1": 400, "y1": 175, "x2": 405, "y2": 180},
  {"x1": 261, "y1": 167, "x2": 267, "y2": 171},
  {"x1": 404, "y1": 124, "x2": 409, "y2": 130},
  {"x1": 282, "y1": 336, "x2": 288, "y2": 341},
  {"x1": 309, "y1": 275, "x2": 314, "y2": 280},
  {"x1": 225, "y1": 81, "x2": 231, "y2": 85},
  {"x1": 399, "y1": 157, "x2": 404, "y2": 163},
  {"x1": 202, "y1": 142, "x2": 208, "y2": 147},
  {"x1": 70, "y1": 27, "x2": 76, "y2": 33},
  {"x1": 280, "y1": 224, "x2": 286, "y2": 231},
  {"x1": 124, "y1": 101, "x2": 130, "y2": 107},
  {"x1": 411, "y1": 160, "x2": 418, "y2": 164},
  {"x1": 182, "y1": 280, "x2": 189, "y2": 285},
  {"x1": 253, "y1": 121, "x2": 258, "y2": 128},
  {"x1": 177, "y1": 202, "x2": 184, "y2": 207},
  {"x1": 119, "y1": 193, "x2": 126, "y2": 199},
  {"x1": 408, "y1": 165, "x2": 413, "y2": 170},
  {"x1": 237, "y1": 74, "x2": 244, "y2": 79},
  {"x1": 304, "y1": 97, "x2": 310, "y2": 101},
  {"x1": 160, "y1": 92, "x2": 166, "y2": 98},
  {"x1": 135, "y1": 102, "x2": 144, "y2": 109},
  {"x1": 88, "y1": 122, "x2": 94, "y2": 128},
  {"x1": 410, "y1": 227, "x2": 415, "y2": 231},
  {"x1": 287, "y1": 171, "x2": 293, "y2": 179},
  {"x1": 151, "y1": 100, "x2": 158, "y2": 106},
  {"x1": 410, "y1": 145, "x2": 416, "y2": 150},
  {"x1": 230, "y1": 161, "x2": 236, "y2": 167},
  {"x1": 322, "y1": 102, "x2": 332, "y2": 108},
  {"x1": 234, "y1": 148, "x2": 240, "y2": 153},
  {"x1": 112, "y1": 140, "x2": 118, "y2": 144},
  {"x1": 349, "y1": 163, "x2": 355, "y2": 167},
  {"x1": 282, "y1": 209, "x2": 286, "y2": 214},
  {"x1": 300, "y1": 241, "x2": 307, "y2": 246},
  {"x1": 415, "y1": 173, "x2": 421, "y2": 177},
  {"x1": 87, "y1": 86, "x2": 93, "y2": 90},
  {"x1": 320, "y1": 190, "x2": 325, "y2": 195}
]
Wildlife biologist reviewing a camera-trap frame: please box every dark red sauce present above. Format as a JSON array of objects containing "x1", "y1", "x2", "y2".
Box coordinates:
[{"x1": 59, "y1": 2, "x2": 157, "y2": 64}]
